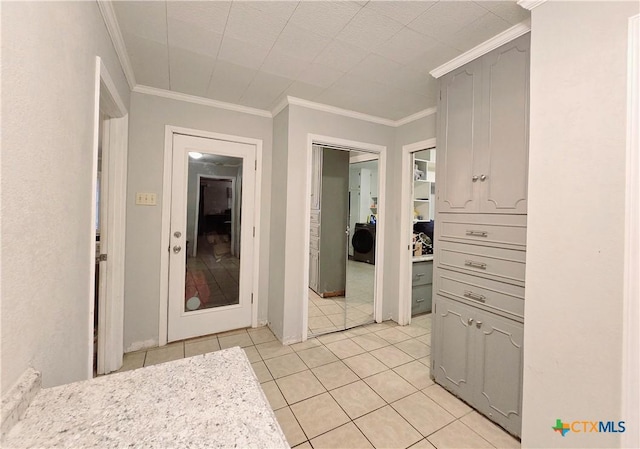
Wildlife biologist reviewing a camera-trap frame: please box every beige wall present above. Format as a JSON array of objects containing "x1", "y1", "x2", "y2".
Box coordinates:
[
  {"x1": 1, "y1": 2, "x2": 130, "y2": 392},
  {"x1": 522, "y1": 2, "x2": 639, "y2": 448},
  {"x1": 124, "y1": 92, "x2": 272, "y2": 351}
]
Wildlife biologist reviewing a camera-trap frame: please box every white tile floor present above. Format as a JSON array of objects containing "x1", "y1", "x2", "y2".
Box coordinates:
[
  {"x1": 116, "y1": 315, "x2": 520, "y2": 449},
  {"x1": 308, "y1": 260, "x2": 376, "y2": 336}
]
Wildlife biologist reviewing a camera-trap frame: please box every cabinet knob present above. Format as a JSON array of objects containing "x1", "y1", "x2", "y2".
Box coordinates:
[
  {"x1": 467, "y1": 318, "x2": 474, "y2": 325},
  {"x1": 476, "y1": 321, "x2": 483, "y2": 328},
  {"x1": 472, "y1": 175, "x2": 479, "y2": 182},
  {"x1": 480, "y1": 174, "x2": 487, "y2": 182}
]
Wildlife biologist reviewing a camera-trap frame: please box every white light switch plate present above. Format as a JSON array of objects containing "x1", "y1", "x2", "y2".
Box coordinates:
[{"x1": 136, "y1": 192, "x2": 157, "y2": 206}]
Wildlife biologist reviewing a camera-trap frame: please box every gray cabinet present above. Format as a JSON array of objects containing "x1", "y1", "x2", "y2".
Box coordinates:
[
  {"x1": 309, "y1": 146, "x2": 349, "y2": 297},
  {"x1": 437, "y1": 34, "x2": 530, "y2": 215},
  {"x1": 432, "y1": 33, "x2": 529, "y2": 438},
  {"x1": 411, "y1": 260, "x2": 433, "y2": 315},
  {"x1": 433, "y1": 296, "x2": 523, "y2": 434}
]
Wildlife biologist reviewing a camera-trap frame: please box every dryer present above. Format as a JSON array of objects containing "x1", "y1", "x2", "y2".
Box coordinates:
[{"x1": 352, "y1": 223, "x2": 376, "y2": 264}]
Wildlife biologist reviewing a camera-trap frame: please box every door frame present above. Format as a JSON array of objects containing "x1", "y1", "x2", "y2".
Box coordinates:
[
  {"x1": 398, "y1": 138, "x2": 437, "y2": 326},
  {"x1": 192, "y1": 175, "x2": 236, "y2": 258},
  {"x1": 90, "y1": 57, "x2": 128, "y2": 376},
  {"x1": 159, "y1": 126, "x2": 263, "y2": 346},
  {"x1": 302, "y1": 134, "x2": 387, "y2": 341}
]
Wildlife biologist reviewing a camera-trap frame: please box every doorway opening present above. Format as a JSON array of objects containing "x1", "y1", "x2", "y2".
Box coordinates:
[
  {"x1": 91, "y1": 57, "x2": 128, "y2": 376},
  {"x1": 304, "y1": 136, "x2": 387, "y2": 340},
  {"x1": 398, "y1": 139, "x2": 437, "y2": 325}
]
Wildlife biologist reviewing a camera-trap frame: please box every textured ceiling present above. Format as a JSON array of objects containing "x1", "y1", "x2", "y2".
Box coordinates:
[{"x1": 113, "y1": 1, "x2": 529, "y2": 120}]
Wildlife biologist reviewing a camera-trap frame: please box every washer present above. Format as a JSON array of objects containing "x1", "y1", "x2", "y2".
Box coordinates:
[{"x1": 352, "y1": 223, "x2": 376, "y2": 264}]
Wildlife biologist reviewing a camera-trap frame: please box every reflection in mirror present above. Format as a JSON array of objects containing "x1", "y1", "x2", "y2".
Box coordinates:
[
  {"x1": 308, "y1": 145, "x2": 378, "y2": 336},
  {"x1": 185, "y1": 153, "x2": 243, "y2": 313}
]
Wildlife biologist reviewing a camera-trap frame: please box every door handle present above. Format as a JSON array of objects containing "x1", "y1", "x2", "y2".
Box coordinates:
[
  {"x1": 173, "y1": 245, "x2": 182, "y2": 254},
  {"x1": 464, "y1": 291, "x2": 486, "y2": 303},
  {"x1": 472, "y1": 175, "x2": 479, "y2": 182},
  {"x1": 480, "y1": 174, "x2": 487, "y2": 182},
  {"x1": 476, "y1": 321, "x2": 483, "y2": 328},
  {"x1": 464, "y1": 260, "x2": 487, "y2": 269}
]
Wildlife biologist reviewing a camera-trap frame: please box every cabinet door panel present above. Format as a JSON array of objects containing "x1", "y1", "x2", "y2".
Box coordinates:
[
  {"x1": 309, "y1": 250, "x2": 319, "y2": 292},
  {"x1": 433, "y1": 296, "x2": 474, "y2": 399},
  {"x1": 481, "y1": 35, "x2": 530, "y2": 214},
  {"x1": 474, "y1": 311, "x2": 523, "y2": 436},
  {"x1": 437, "y1": 60, "x2": 482, "y2": 213}
]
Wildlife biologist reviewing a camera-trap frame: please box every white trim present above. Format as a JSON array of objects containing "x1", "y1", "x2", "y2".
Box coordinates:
[
  {"x1": 288, "y1": 97, "x2": 396, "y2": 127},
  {"x1": 193, "y1": 175, "x2": 236, "y2": 258},
  {"x1": 271, "y1": 96, "x2": 289, "y2": 118},
  {"x1": 517, "y1": 0, "x2": 548, "y2": 11},
  {"x1": 97, "y1": 1, "x2": 136, "y2": 90},
  {"x1": 430, "y1": 20, "x2": 531, "y2": 79},
  {"x1": 91, "y1": 57, "x2": 128, "y2": 376},
  {"x1": 623, "y1": 14, "x2": 640, "y2": 449},
  {"x1": 302, "y1": 134, "x2": 387, "y2": 341},
  {"x1": 133, "y1": 85, "x2": 272, "y2": 118},
  {"x1": 160, "y1": 126, "x2": 264, "y2": 345},
  {"x1": 395, "y1": 107, "x2": 438, "y2": 127},
  {"x1": 399, "y1": 139, "x2": 437, "y2": 326}
]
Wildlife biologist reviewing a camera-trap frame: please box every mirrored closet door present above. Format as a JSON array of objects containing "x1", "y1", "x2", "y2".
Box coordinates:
[{"x1": 308, "y1": 145, "x2": 378, "y2": 336}]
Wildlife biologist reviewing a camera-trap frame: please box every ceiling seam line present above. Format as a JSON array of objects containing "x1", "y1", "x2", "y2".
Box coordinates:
[{"x1": 204, "y1": 1, "x2": 233, "y2": 95}]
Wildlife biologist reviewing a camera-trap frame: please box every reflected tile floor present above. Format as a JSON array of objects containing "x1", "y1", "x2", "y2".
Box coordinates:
[
  {"x1": 114, "y1": 315, "x2": 520, "y2": 449},
  {"x1": 308, "y1": 260, "x2": 375, "y2": 336}
]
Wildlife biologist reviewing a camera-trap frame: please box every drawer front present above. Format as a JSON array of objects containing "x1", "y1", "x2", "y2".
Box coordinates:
[
  {"x1": 436, "y1": 270, "x2": 524, "y2": 319},
  {"x1": 412, "y1": 284, "x2": 433, "y2": 315},
  {"x1": 436, "y1": 241, "x2": 525, "y2": 286},
  {"x1": 310, "y1": 210, "x2": 320, "y2": 224},
  {"x1": 412, "y1": 261, "x2": 433, "y2": 286},
  {"x1": 310, "y1": 224, "x2": 320, "y2": 238},
  {"x1": 310, "y1": 236, "x2": 319, "y2": 251},
  {"x1": 438, "y1": 214, "x2": 527, "y2": 249}
]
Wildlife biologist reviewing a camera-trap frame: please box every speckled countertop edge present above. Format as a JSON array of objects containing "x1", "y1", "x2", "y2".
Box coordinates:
[{"x1": 3, "y1": 347, "x2": 289, "y2": 449}]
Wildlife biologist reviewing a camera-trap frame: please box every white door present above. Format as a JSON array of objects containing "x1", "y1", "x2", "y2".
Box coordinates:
[{"x1": 168, "y1": 134, "x2": 256, "y2": 342}]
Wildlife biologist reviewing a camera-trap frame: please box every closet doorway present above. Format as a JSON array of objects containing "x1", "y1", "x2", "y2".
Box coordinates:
[
  {"x1": 399, "y1": 139, "x2": 437, "y2": 325},
  {"x1": 304, "y1": 136, "x2": 387, "y2": 339}
]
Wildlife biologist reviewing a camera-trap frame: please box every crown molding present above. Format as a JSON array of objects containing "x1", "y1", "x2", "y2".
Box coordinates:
[
  {"x1": 395, "y1": 106, "x2": 437, "y2": 127},
  {"x1": 285, "y1": 96, "x2": 397, "y2": 127},
  {"x1": 517, "y1": 0, "x2": 548, "y2": 11},
  {"x1": 132, "y1": 88, "x2": 435, "y2": 126},
  {"x1": 271, "y1": 96, "x2": 290, "y2": 117},
  {"x1": 430, "y1": 19, "x2": 531, "y2": 79},
  {"x1": 97, "y1": 0, "x2": 136, "y2": 90},
  {"x1": 133, "y1": 85, "x2": 273, "y2": 118}
]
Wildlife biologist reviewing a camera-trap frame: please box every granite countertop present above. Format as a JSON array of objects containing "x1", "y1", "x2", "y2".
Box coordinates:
[
  {"x1": 412, "y1": 254, "x2": 434, "y2": 262},
  {"x1": 4, "y1": 347, "x2": 289, "y2": 449}
]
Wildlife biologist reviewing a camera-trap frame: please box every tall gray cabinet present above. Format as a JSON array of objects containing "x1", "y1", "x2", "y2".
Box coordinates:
[
  {"x1": 431, "y1": 34, "x2": 529, "y2": 437},
  {"x1": 309, "y1": 145, "x2": 349, "y2": 297}
]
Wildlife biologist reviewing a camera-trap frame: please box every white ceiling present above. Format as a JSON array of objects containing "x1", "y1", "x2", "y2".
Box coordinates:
[{"x1": 113, "y1": 1, "x2": 529, "y2": 120}]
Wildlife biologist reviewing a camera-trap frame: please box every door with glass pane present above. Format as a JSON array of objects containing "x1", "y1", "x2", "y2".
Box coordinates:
[{"x1": 168, "y1": 134, "x2": 255, "y2": 342}]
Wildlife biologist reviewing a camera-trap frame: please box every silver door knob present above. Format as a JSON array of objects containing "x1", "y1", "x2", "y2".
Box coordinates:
[
  {"x1": 472, "y1": 175, "x2": 479, "y2": 182},
  {"x1": 467, "y1": 318, "x2": 474, "y2": 325},
  {"x1": 173, "y1": 245, "x2": 182, "y2": 254},
  {"x1": 476, "y1": 321, "x2": 483, "y2": 328},
  {"x1": 480, "y1": 174, "x2": 487, "y2": 182}
]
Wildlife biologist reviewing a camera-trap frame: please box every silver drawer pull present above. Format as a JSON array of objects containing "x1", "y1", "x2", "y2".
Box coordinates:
[
  {"x1": 466, "y1": 230, "x2": 488, "y2": 237},
  {"x1": 464, "y1": 260, "x2": 487, "y2": 269},
  {"x1": 416, "y1": 298, "x2": 425, "y2": 303},
  {"x1": 464, "y1": 291, "x2": 486, "y2": 302},
  {"x1": 415, "y1": 273, "x2": 425, "y2": 277}
]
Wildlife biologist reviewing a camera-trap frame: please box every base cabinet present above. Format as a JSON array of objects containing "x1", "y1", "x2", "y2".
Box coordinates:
[{"x1": 433, "y1": 296, "x2": 523, "y2": 436}]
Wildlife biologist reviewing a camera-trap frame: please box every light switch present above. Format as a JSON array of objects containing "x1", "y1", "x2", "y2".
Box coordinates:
[{"x1": 136, "y1": 192, "x2": 157, "y2": 206}]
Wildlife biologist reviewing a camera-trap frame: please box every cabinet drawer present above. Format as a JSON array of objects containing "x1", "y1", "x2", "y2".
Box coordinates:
[
  {"x1": 310, "y1": 210, "x2": 320, "y2": 224},
  {"x1": 436, "y1": 270, "x2": 524, "y2": 320},
  {"x1": 412, "y1": 261, "x2": 433, "y2": 286},
  {"x1": 310, "y1": 224, "x2": 319, "y2": 238},
  {"x1": 438, "y1": 214, "x2": 527, "y2": 249},
  {"x1": 436, "y1": 241, "x2": 525, "y2": 287},
  {"x1": 412, "y1": 284, "x2": 433, "y2": 315},
  {"x1": 310, "y1": 236, "x2": 319, "y2": 251}
]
